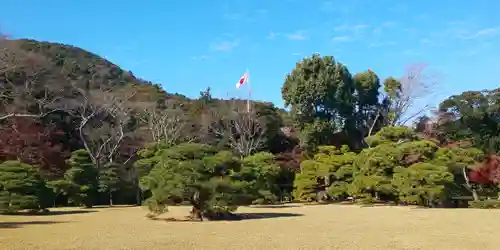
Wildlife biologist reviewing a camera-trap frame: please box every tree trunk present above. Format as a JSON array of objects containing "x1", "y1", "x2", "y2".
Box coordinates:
[
  {"x1": 462, "y1": 167, "x2": 479, "y2": 201},
  {"x1": 134, "y1": 177, "x2": 142, "y2": 206},
  {"x1": 324, "y1": 175, "x2": 330, "y2": 192},
  {"x1": 190, "y1": 191, "x2": 203, "y2": 221},
  {"x1": 190, "y1": 206, "x2": 203, "y2": 221},
  {"x1": 135, "y1": 188, "x2": 141, "y2": 205},
  {"x1": 109, "y1": 191, "x2": 113, "y2": 206},
  {"x1": 53, "y1": 194, "x2": 58, "y2": 208},
  {"x1": 472, "y1": 189, "x2": 479, "y2": 201}
]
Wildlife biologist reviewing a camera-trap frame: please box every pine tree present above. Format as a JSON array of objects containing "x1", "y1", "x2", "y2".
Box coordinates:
[
  {"x1": 293, "y1": 160, "x2": 322, "y2": 202},
  {"x1": 65, "y1": 150, "x2": 99, "y2": 208},
  {"x1": 142, "y1": 143, "x2": 246, "y2": 220},
  {"x1": 98, "y1": 162, "x2": 121, "y2": 206},
  {"x1": 392, "y1": 163, "x2": 454, "y2": 207},
  {"x1": 0, "y1": 161, "x2": 47, "y2": 213}
]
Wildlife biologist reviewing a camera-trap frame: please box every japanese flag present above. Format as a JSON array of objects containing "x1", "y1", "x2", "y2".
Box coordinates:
[{"x1": 236, "y1": 72, "x2": 248, "y2": 88}]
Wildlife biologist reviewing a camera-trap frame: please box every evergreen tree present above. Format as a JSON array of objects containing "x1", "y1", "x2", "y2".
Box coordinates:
[
  {"x1": 293, "y1": 160, "x2": 322, "y2": 202},
  {"x1": 234, "y1": 152, "x2": 281, "y2": 205},
  {"x1": 392, "y1": 163, "x2": 454, "y2": 207},
  {"x1": 98, "y1": 162, "x2": 121, "y2": 206},
  {"x1": 0, "y1": 161, "x2": 47, "y2": 213},
  {"x1": 141, "y1": 143, "x2": 246, "y2": 220},
  {"x1": 65, "y1": 149, "x2": 99, "y2": 208}
]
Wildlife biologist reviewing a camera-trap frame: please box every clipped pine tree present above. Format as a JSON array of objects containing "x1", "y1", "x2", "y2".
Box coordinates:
[
  {"x1": 0, "y1": 161, "x2": 47, "y2": 213},
  {"x1": 234, "y1": 152, "x2": 281, "y2": 205},
  {"x1": 293, "y1": 160, "x2": 322, "y2": 202},
  {"x1": 98, "y1": 162, "x2": 121, "y2": 206},
  {"x1": 392, "y1": 162, "x2": 454, "y2": 207},
  {"x1": 141, "y1": 143, "x2": 246, "y2": 221},
  {"x1": 65, "y1": 149, "x2": 99, "y2": 208}
]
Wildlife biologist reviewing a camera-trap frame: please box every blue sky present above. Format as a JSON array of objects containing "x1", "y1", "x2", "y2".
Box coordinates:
[{"x1": 2, "y1": 0, "x2": 499, "y2": 109}]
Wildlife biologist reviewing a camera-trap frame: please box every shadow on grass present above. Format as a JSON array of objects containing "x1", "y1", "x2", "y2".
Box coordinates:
[
  {"x1": 235, "y1": 212, "x2": 304, "y2": 220},
  {"x1": 5, "y1": 210, "x2": 97, "y2": 216},
  {"x1": 249, "y1": 204, "x2": 302, "y2": 208},
  {"x1": 0, "y1": 221, "x2": 68, "y2": 229},
  {"x1": 152, "y1": 212, "x2": 304, "y2": 222},
  {"x1": 297, "y1": 201, "x2": 403, "y2": 208},
  {"x1": 358, "y1": 203, "x2": 401, "y2": 208},
  {"x1": 91, "y1": 205, "x2": 138, "y2": 209}
]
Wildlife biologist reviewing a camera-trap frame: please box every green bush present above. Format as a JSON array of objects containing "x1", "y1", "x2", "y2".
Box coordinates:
[
  {"x1": 468, "y1": 200, "x2": 500, "y2": 209},
  {"x1": 0, "y1": 161, "x2": 48, "y2": 213}
]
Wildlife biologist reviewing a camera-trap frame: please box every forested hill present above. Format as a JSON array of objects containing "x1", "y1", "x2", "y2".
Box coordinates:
[
  {"x1": 11, "y1": 38, "x2": 276, "y2": 109},
  {"x1": 0, "y1": 38, "x2": 297, "y2": 178}
]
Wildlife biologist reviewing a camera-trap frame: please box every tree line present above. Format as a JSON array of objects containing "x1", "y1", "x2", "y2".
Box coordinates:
[{"x1": 1, "y1": 37, "x2": 499, "y2": 219}]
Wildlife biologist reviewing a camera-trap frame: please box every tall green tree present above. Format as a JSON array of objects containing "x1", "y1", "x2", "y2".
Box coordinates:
[
  {"x1": 438, "y1": 88, "x2": 500, "y2": 153},
  {"x1": 281, "y1": 54, "x2": 354, "y2": 149},
  {"x1": 352, "y1": 70, "x2": 384, "y2": 138},
  {"x1": 282, "y1": 54, "x2": 384, "y2": 151}
]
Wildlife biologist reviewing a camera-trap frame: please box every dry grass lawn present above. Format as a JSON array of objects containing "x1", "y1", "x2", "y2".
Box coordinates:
[{"x1": 1, "y1": 204, "x2": 500, "y2": 250}]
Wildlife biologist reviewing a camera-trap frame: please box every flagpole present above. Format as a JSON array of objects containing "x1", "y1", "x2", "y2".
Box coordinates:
[{"x1": 246, "y1": 68, "x2": 251, "y2": 113}]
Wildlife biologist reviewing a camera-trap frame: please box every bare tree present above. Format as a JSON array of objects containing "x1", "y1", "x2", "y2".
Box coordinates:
[
  {"x1": 138, "y1": 104, "x2": 192, "y2": 146},
  {"x1": 72, "y1": 85, "x2": 134, "y2": 167},
  {"x1": 210, "y1": 104, "x2": 266, "y2": 157},
  {"x1": 0, "y1": 36, "x2": 69, "y2": 121},
  {"x1": 389, "y1": 63, "x2": 440, "y2": 126}
]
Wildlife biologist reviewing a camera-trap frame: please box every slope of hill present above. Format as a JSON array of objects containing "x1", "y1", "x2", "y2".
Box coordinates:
[{"x1": 0, "y1": 38, "x2": 296, "y2": 174}]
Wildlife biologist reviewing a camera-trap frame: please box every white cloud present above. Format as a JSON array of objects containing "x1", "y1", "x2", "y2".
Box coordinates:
[
  {"x1": 372, "y1": 27, "x2": 383, "y2": 35},
  {"x1": 191, "y1": 55, "x2": 210, "y2": 60},
  {"x1": 416, "y1": 13, "x2": 429, "y2": 21},
  {"x1": 221, "y1": 5, "x2": 268, "y2": 23},
  {"x1": 462, "y1": 27, "x2": 500, "y2": 39},
  {"x1": 334, "y1": 25, "x2": 349, "y2": 31},
  {"x1": 382, "y1": 21, "x2": 396, "y2": 27},
  {"x1": 291, "y1": 52, "x2": 301, "y2": 56},
  {"x1": 403, "y1": 49, "x2": 422, "y2": 56},
  {"x1": 334, "y1": 24, "x2": 369, "y2": 35},
  {"x1": 352, "y1": 24, "x2": 369, "y2": 33},
  {"x1": 256, "y1": 9, "x2": 268, "y2": 15},
  {"x1": 287, "y1": 30, "x2": 308, "y2": 40},
  {"x1": 320, "y1": 1, "x2": 357, "y2": 14},
  {"x1": 320, "y1": 1, "x2": 335, "y2": 12},
  {"x1": 210, "y1": 40, "x2": 240, "y2": 52},
  {"x1": 442, "y1": 21, "x2": 499, "y2": 41},
  {"x1": 332, "y1": 36, "x2": 351, "y2": 42},
  {"x1": 388, "y1": 4, "x2": 407, "y2": 13},
  {"x1": 267, "y1": 31, "x2": 279, "y2": 40},
  {"x1": 456, "y1": 49, "x2": 478, "y2": 57},
  {"x1": 368, "y1": 41, "x2": 397, "y2": 48},
  {"x1": 419, "y1": 38, "x2": 436, "y2": 46},
  {"x1": 223, "y1": 13, "x2": 242, "y2": 20},
  {"x1": 371, "y1": 21, "x2": 396, "y2": 36}
]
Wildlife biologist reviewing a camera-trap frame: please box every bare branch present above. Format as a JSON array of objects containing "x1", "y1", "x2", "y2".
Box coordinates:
[
  {"x1": 73, "y1": 83, "x2": 135, "y2": 167},
  {"x1": 210, "y1": 104, "x2": 266, "y2": 157},
  {"x1": 391, "y1": 63, "x2": 441, "y2": 126},
  {"x1": 138, "y1": 103, "x2": 187, "y2": 146},
  {"x1": 367, "y1": 110, "x2": 380, "y2": 137}
]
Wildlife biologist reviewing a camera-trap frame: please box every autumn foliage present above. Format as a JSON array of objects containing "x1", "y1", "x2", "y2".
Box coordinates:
[
  {"x1": 0, "y1": 118, "x2": 68, "y2": 173},
  {"x1": 469, "y1": 155, "x2": 500, "y2": 184}
]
